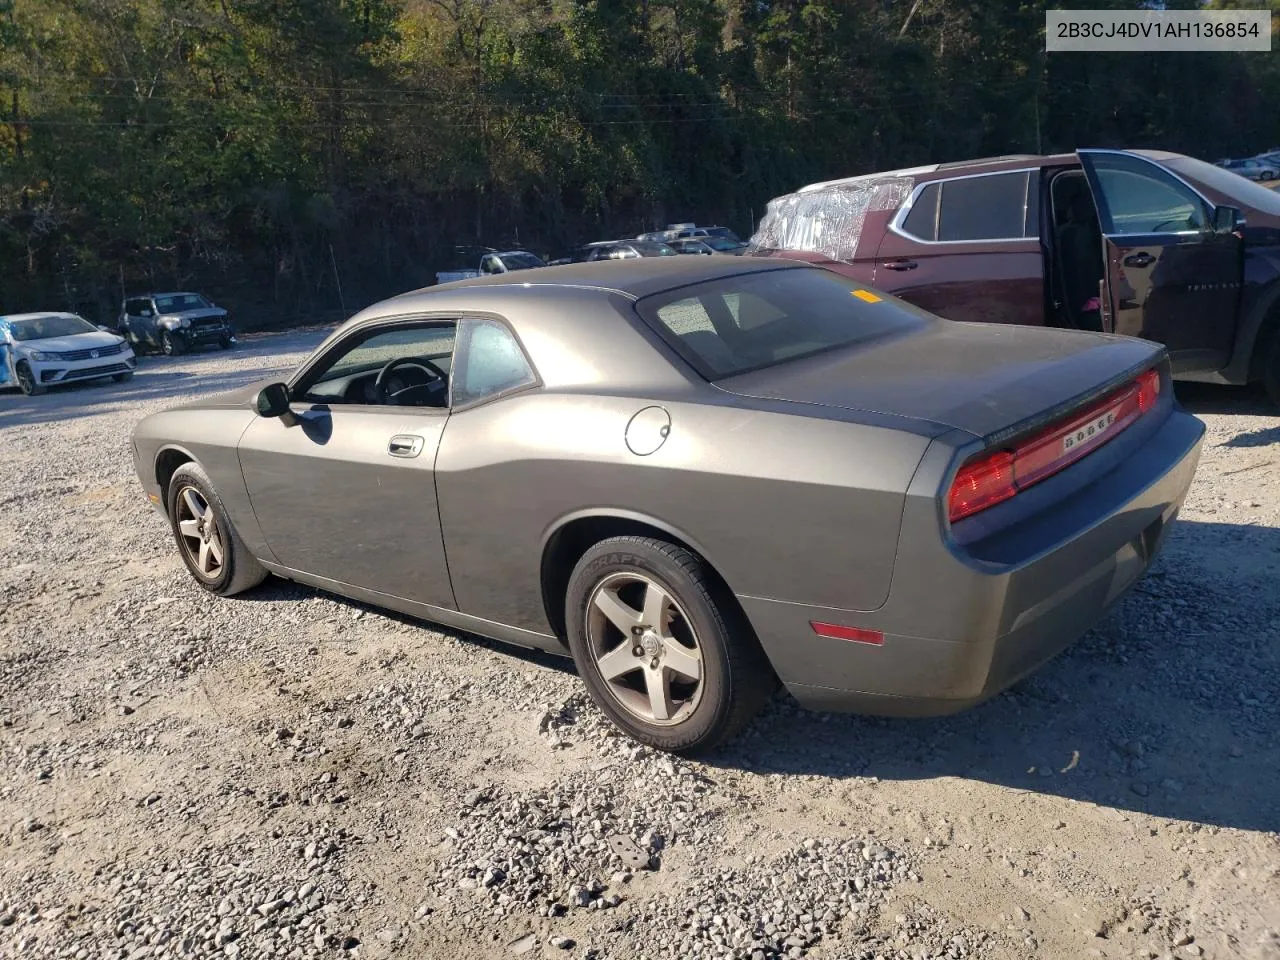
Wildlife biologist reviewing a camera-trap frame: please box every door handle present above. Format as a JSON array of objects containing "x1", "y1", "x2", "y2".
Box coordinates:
[
  {"x1": 882, "y1": 260, "x2": 918, "y2": 271},
  {"x1": 388, "y1": 435, "x2": 424, "y2": 458},
  {"x1": 1123, "y1": 251, "x2": 1155, "y2": 268}
]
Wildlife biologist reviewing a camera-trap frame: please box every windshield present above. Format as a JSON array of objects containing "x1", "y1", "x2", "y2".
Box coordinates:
[
  {"x1": 634, "y1": 241, "x2": 678, "y2": 257},
  {"x1": 501, "y1": 253, "x2": 546, "y2": 270},
  {"x1": 636, "y1": 267, "x2": 925, "y2": 379},
  {"x1": 1167, "y1": 156, "x2": 1280, "y2": 215},
  {"x1": 7, "y1": 314, "x2": 98, "y2": 341},
  {"x1": 155, "y1": 293, "x2": 212, "y2": 313}
]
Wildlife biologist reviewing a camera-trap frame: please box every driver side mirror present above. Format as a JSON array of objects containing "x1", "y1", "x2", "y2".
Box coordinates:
[
  {"x1": 1212, "y1": 205, "x2": 1245, "y2": 235},
  {"x1": 256, "y1": 382, "x2": 292, "y2": 418}
]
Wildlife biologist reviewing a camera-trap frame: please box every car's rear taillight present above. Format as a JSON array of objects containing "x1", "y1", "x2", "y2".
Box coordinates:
[{"x1": 948, "y1": 368, "x2": 1161, "y2": 524}]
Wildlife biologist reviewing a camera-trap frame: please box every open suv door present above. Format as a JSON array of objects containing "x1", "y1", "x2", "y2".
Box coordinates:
[{"x1": 1078, "y1": 149, "x2": 1244, "y2": 374}]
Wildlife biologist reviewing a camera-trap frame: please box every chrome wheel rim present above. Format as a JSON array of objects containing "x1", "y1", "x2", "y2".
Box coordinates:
[
  {"x1": 175, "y1": 485, "x2": 224, "y2": 580},
  {"x1": 585, "y1": 572, "x2": 703, "y2": 726},
  {"x1": 16, "y1": 365, "x2": 34, "y2": 393}
]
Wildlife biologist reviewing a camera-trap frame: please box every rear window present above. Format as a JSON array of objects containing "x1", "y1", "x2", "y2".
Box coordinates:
[{"x1": 636, "y1": 267, "x2": 926, "y2": 379}]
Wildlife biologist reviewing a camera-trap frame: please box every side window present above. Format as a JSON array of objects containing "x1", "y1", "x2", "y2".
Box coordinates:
[
  {"x1": 126, "y1": 298, "x2": 152, "y2": 316},
  {"x1": 299, "y1": 323, "x2": 456, "y2": 407},
  {"x1": 453, "y1": 319, "x2": 536, "y2": 406},
  {"x1": 900, "y1": 183, "x2": 941, "y2": 241},
  {"x1": 480, "y1": 255, "x2": 501, "y2": 275},
  {"x1": 1085, "y1": 154, "x2": 1208, "y2": 235},
  {"x1": 936, "y1": 172, "x2": 1030, "y2": 241}
]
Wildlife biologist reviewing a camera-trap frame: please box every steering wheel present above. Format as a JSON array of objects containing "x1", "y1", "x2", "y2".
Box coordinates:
[{"x1": 373, "y1": 356, "x2": 448, "y2": 405}]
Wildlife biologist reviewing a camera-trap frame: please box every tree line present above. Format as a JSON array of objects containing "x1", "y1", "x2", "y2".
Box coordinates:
[{"x1": 1, "y1": 0, "x2": 1277, "y2": 328}]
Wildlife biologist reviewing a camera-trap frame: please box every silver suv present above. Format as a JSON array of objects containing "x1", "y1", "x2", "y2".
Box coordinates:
[{"x1": 118, "y1": 292, "x2": 235, "y2": 356}]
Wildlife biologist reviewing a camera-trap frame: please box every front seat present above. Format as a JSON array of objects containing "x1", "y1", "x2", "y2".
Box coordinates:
[{"x1": 1054, "y1": 185, "x2": 1105, "y2": 332}]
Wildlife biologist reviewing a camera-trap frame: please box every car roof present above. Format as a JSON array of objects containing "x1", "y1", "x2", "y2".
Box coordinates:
[
  {"x1": 130, "y1": 291, "x2": 204, "y2": 299},
  {"x1": 394, "y1": 255, "x2": 806, "y2": 304},
  {"x1": 0, "y1": 311, "x2": 82, "y2": 322},
  {"x1": 493, "y1": 250, "x2": 539, "y2": 257}
]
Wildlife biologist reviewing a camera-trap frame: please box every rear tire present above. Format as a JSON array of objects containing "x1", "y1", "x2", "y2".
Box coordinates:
[
  {"x1": 565, "y1": 536, "x2": 775, "y2": 754},
  {"x1": 15, "y1": 361, "x2": 44, "y2": 396},
  {"x1": 166, "y1": 461, "x2": 268, "y2": 596}
]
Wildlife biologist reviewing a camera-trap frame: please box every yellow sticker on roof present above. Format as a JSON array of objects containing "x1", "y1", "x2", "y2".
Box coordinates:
[{"x1": 852, "y1": 289, "x2": 882, "y2": 303}]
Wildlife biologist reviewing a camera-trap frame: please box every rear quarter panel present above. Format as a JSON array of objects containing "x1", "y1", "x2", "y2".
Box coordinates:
[{"x1": 434, "y1": 391, "x2": 934, "y2": 635}]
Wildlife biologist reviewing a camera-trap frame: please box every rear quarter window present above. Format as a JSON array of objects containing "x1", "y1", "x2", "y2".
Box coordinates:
[
  {"x1": 937, "y1": 172, "x2": 1031, "y2": 241},
  {"x1": 896, "y1": 172, "x2": 1035, "y2": 242}
]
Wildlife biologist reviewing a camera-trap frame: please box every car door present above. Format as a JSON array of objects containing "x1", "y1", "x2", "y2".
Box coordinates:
[
  {"x1": 873, "y1": 168, "x2": 1045, "y2": 326},
  {"x1": 237, "y1": 319, "x2": 457, "y2": 606},
  {"x1": 123, "y1": 298, "x2": 156, "y2": 342},
  {"x1": 1078, "y1": 149, "x2": 1242, "y2": 370}
]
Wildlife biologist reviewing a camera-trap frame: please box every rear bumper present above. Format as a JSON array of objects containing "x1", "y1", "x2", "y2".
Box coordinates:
[{"x1": 742, "y1": 407, "x2": 1204, "y2": 716}]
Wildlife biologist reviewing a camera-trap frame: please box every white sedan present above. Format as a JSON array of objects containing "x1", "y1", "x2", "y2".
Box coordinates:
[{"x1": 0, "y1": 312, "x2": 137, "y2": 396}]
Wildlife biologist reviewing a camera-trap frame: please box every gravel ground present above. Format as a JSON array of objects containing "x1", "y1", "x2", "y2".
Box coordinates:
[{"x1": 1, "y1": 332, "x2": 1278, "y2": 960}]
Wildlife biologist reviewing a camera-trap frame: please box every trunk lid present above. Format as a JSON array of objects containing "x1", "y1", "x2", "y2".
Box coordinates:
[{"x1": 714, "y1": 320, "x2": 1164, "y2": 439}]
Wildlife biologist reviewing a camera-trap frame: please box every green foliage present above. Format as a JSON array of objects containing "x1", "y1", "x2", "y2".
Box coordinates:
[{"x1": 0, "y1": 0, "x2": 1277, "y2": 325}]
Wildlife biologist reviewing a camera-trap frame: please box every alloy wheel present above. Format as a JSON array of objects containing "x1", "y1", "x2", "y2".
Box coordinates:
[
  {"x1": 585, "y1": 572, "x2": 704, "y2": 726},
  {"x1": 174, "y1": 485, "x2": 225, "y2": 579}
]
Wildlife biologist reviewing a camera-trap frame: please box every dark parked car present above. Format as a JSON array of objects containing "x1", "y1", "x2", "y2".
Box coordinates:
[
  {"x1": 119, "y1": 292, "x2": 235, "y2": 356},
  {"x1": 750, "y1": 149, "x2": 1280, "y2": 405},
  {"x1": 131, "y1": 258, "x2": 1201, "y2": 753},
  {"x1": 671, "y1": 237, "x2": 747, "y2": 256},
  {"x1": 670, "y1": 238, "x2": 715, "y2": 255}
]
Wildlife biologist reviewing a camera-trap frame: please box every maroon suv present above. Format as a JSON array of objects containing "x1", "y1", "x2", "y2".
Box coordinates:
[{"x1": 749, "y1": 150, "x2": 1280, "y2": 404}]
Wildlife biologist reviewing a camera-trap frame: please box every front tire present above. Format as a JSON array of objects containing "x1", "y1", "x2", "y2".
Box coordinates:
[
  {"x1": 162, "y1": 330, "x2": 185, "y2": 356},
  {"x1": 565, "y1": 536, "x2": 775, "y2": 754},
  {"x1": 219, "y1": 336, "x2": 233, "y2": 350},
  {"x1": 15, "y1": 361, "x2": 44, "y2": 396},
  {"x1": 112, "y1": 371, "x2": 134, "y2": 383},
  {"x1": 166, "y1": 461, "x2": 267, "y2": 596}
]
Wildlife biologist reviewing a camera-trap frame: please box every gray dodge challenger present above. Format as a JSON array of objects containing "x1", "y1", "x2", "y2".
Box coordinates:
[{"x1": 132, "y1": 258, "x2": 1204, "y2": 753}]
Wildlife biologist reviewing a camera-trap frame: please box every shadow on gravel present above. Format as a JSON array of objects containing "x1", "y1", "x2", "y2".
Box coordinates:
[
  {"x1": 1219, "y1": 424, "x2": 1280, "y2": 448},
  {"x1": 1173, "y1": 381, "x2": 1275, "y2": 418},
  {"x1": 220, "y1": 518, "x2": 1279, "y2": 833},
  {"x1": 238, "y1": 575, "x2": 579, "y2": 675},
  {"x1": 706, "y1": 518, "x2": 1280, "y2": 834}
]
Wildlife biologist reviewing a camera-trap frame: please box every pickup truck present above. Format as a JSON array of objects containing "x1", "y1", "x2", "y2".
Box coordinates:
[{"x1": 435, "y1": 250, "x2": 546, "y2": 285}]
